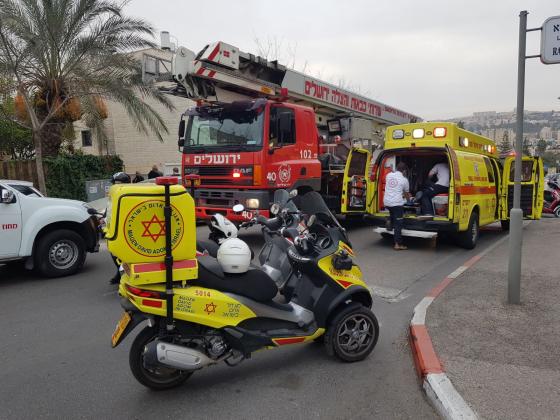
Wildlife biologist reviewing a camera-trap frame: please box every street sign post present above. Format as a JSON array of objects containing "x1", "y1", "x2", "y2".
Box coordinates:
[
  {"x1": 509, "y1": 12, "x2": 560, "y2": 304},
  {"x1": 541, "y1": 16, "x2": 560, "y2": 64}
]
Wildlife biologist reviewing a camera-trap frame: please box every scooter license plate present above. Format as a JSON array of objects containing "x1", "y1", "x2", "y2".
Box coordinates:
[{"x1": 111, "y1": 312, "x2": 132, "y2": 347}]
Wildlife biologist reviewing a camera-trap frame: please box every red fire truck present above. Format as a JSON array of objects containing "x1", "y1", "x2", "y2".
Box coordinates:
[{"x1": 169, "y1": 41, "x2": 420, "y2": 220}]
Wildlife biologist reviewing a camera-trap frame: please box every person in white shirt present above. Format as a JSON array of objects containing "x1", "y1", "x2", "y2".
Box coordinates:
[
  {"x1": 383, "y1": 162, "x2": 411, "y2": 250},
  {"x1": 421, "y1": 161, "x2": 450, "y2": 215}
]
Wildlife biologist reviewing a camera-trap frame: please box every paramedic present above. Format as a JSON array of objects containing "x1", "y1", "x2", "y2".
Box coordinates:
[
  {"x1": 421, "y1": 161, "x2": 450, "y2": 215},
  {"x1": 383, "y1": 162, "x2": 411, "y2": 250}
]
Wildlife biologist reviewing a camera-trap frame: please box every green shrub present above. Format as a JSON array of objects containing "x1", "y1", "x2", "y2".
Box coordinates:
[{"x1": 44, "y1": 153, "x2": 123, "y2": 201}]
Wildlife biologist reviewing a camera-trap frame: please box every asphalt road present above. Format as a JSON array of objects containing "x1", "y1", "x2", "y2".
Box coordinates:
[{"x1": 0, "y1": 222, "x2": 507, "y2": 419}]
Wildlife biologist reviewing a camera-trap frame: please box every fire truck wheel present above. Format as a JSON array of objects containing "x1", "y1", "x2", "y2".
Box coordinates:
[
  {"x1": 500, "y1": 220, "x2": 510, "y2": 231},
  {"x1": 554, "y1": 206, "x2": 560, "y2": 218}
]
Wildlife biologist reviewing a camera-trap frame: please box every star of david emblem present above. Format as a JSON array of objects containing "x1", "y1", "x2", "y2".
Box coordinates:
[
  {"x1": 141, "y1": 215, "x2": 166, "y2": 242},
  {"x1": 204, "y1": 302, "x2": 217, "y2": 315}
]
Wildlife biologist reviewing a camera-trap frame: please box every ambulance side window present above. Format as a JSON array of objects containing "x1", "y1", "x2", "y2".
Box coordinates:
[
  {"x1": 509, "y1": 161, "x2": 533, "y2": 182},
  {"x1": 483, "y1": 157, "x2": 495, "y2": 183}
]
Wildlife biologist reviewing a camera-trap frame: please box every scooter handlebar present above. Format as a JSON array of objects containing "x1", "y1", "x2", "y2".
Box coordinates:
[{"x1": 257, "y1": 215, "x2": 283, "y2": 231}]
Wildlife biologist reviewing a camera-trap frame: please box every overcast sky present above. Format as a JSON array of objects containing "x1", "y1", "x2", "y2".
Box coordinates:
[{"x1": 125, "y1": 0, "x2": 559, "y2": 120}]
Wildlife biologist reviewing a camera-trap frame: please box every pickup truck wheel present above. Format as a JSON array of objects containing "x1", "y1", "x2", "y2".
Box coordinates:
[{"x1": 36, "y1": 229, "x2": 86, "y2": 277}]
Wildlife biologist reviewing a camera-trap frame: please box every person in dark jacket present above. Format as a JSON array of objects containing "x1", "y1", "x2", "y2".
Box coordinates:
[
  {"x1": 147, "y1": 164, "x2": 162, "y2": 179},
  {"x1": 132, "y1": 171, "x2": 144, "y2": 183}
]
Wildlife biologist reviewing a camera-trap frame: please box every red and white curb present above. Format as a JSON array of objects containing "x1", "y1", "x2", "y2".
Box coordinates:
[{"x1": 409, "y1": 235, "x2": 510, "y2": 420}]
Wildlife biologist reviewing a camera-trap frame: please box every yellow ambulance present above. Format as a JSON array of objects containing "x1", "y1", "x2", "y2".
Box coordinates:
[{"x1": 342, "y1": 122, "x2": 544, "y2": 248}]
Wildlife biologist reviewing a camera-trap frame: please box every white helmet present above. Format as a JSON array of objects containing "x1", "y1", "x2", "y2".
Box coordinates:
[
  {"x1": 210, "y1": 213, "x2": 238, "y2": 243},
  {"x1": 217, "y1": 238, "x2": 251, "y2": 274}
]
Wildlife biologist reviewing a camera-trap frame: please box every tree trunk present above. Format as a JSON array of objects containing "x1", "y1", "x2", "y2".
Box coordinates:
[
  {"x1": 33, "y1": 130, "x2": 47, "y2": 195},
  {"x1": 40, "y1": 123, "x2": 64, "y2": 157}
]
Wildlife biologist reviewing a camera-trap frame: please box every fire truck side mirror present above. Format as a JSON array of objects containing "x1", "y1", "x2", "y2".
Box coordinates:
[
  {"x1": 178, "y1": 119, "x2": 186, "y2": 151},
  {"x1": 268, "y1": 142, "x2": 275, "y2": 155}
]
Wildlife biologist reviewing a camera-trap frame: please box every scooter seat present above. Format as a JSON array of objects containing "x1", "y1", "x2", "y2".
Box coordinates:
[
  {"x1": 196, "y1": 240, "x2": 220, "y2": 258},
  {"x1": 193, "y1": 255, "x2": 278, "y2": 303}
]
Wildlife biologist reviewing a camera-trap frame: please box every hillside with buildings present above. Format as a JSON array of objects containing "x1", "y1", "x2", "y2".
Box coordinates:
[{"x1": 447, "y1": 110, "x2": 560, "y2": 153}]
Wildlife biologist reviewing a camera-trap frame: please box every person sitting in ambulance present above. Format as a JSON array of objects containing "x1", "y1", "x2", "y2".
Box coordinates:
[{"x1": 420, "y1": 161, "x2": 450, "y2": 215}]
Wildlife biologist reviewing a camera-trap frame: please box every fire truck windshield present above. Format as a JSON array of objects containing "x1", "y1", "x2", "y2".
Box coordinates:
[{"x1": 183, "y1": 102, "x2": 265, "y2": 153}]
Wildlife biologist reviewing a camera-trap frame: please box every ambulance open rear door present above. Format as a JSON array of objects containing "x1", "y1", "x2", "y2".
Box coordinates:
[
  {"x1": 342, "y1": 148, "x2": 371, "y2": 214},
  {"x1": 500, "y1": 156, "x2": 544, "y2": 220}
]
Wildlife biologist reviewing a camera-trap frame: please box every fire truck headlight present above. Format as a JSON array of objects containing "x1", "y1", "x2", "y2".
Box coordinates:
[
  {"x1": 412, "y1": 129, "x2": 424, "y2": 139},
  {"x1": 246, "y1": 198, "x2": 260, "y2": 209}
]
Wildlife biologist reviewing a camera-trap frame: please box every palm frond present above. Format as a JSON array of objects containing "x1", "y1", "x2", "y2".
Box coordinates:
[{"x1": 0, "y1": 0, "x2": 173, "y2": 143}]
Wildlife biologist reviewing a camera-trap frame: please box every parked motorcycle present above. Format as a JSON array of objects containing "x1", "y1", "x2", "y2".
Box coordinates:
[
  {"x1": 543, "y1": 180, "x2": 560, "y2": 217},
  {"x1": 108, "y1": 179, "x2": 378, "y2": 390}
]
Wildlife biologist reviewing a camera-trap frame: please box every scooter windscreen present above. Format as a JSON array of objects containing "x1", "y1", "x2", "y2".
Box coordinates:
[
  {"x1": 296, "y1": 191, "x2": 342, "y2": 229},
  {"x1": 273, "y1": 189, "x2": 298, "y2": 213}
]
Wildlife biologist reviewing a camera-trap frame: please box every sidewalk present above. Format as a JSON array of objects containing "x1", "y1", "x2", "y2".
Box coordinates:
[{"x1": 427, "y1": 218, "x2": 560, "y2": 419}]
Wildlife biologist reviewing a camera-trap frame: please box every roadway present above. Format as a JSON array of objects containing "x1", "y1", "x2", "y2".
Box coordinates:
[{"x1": 0, "y1": 221, "x2": 507, "y2": 419}]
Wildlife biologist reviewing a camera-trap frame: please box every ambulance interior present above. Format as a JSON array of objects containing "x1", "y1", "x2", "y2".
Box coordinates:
[{"x1": 377, "y1": 150, "x2": 451, "y2": 218}]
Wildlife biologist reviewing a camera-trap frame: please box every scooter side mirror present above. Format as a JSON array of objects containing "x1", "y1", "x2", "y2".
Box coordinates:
[
  {"x1": 270, "y1": 203, "x2": 280, "y2": 215},
  {"x1": 232, "y1": 204, "x2": 244, "y2": 213},
  {"x1": 307, "y1": 214, "x2": 316, "y2": 227}
]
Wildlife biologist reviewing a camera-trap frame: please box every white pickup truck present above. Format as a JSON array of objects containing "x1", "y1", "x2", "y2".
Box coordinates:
[{"x1": 0, "y1": 179, "x2": 100, "y2": 277}]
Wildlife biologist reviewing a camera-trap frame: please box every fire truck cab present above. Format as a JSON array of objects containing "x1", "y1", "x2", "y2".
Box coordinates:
[
  {"x1": 179, "y1": 98, "x2": 321, "y2": 220},
  {"x1": 343, "y1": 122, "x2": 544, "y2": 248}
]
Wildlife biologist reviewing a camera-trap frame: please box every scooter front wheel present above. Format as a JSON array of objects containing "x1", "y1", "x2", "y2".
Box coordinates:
[
  {"x1": 129, "y1": 326, "x2": 193, "y2": 390},
  {"x1": 325, "y1": 303, "x2": 379, "y2": 362}
]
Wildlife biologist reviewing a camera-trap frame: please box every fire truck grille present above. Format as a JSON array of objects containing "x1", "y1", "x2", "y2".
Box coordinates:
[
  {"x1": 184, "y1": 166, "x2": 253, "y2": 186},
  {"x1": 192, "y1": 166, "x2": 232, "y2": 176}
]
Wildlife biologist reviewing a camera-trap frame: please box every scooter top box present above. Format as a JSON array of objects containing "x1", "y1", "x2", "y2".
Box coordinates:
[{"x1": 105, "y1": 183, "x2": 197, "y2": 277}]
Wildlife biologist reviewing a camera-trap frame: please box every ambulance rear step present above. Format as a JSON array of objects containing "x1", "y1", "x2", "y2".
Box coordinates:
[{"x1": 374, "y1": 227, "x2": 438, "y2": 239}]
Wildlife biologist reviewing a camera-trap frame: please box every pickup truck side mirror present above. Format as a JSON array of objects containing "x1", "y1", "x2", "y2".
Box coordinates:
[{"x1": 1, "y1": 189, "x2": 15, "y2": 204}]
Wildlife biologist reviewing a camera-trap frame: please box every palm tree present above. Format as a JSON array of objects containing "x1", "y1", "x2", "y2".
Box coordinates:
[{"x1": 0, "y1": 0, "x2": 173, "y2": 193}]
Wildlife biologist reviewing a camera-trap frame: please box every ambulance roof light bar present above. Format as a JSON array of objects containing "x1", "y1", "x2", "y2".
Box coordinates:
[{"x1": 433, "y1": 127, "x2": 447, "y2": 138}]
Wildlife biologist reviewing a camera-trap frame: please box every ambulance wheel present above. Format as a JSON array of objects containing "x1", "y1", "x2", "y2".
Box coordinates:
[
  {"x1": 35, "y1": 229, "x2": 86, "y2": 277},
  {"x1": 500, "y1": 220, "x2": 510, "y2": 230},
  {"x1": 457, "y1": 211, "x2": 479, "y2": 249},
  {"x1": 325, "y1": 303, "x2": 379, "y2": 362},
  {"x1": 129, "y1": 326, "x2": 192, "y2": 390}
]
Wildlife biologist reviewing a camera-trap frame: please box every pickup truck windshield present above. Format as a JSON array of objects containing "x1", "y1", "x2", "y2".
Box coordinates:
[
  {"x1": 183, "y1": 101, "x2": 265, "y2": 152},
  {"x1": 8, "y1": 184, "x2": 42, "y2": 197}
]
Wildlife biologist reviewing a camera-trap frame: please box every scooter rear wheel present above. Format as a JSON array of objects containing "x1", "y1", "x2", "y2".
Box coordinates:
[
  {"x1": 129, "y1": 326, "x2": 193, "y2": 390},
  {"x1": 325, "y1": 303, "x2": 379, "y2": 362}
]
